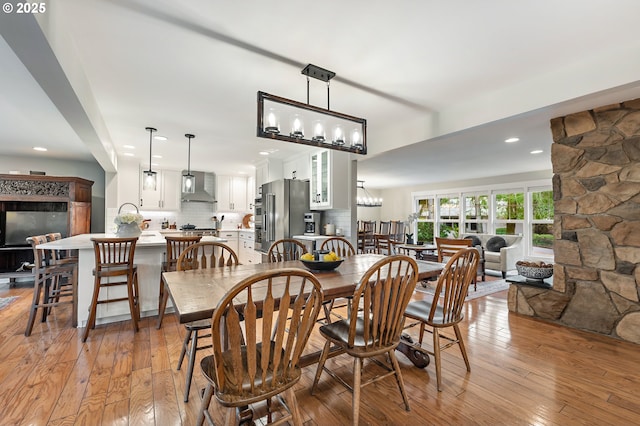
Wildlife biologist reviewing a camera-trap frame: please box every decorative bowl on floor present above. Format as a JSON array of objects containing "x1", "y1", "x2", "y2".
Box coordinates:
[
  {"x1": 300, "y1": 258, "x2": 343, "y2": 271},
  {"x1": 516, "y1": 261, "x2": 553, "y2": 280}
]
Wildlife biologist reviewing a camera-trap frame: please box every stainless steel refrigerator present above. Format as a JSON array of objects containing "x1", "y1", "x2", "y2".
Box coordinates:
[{"x1": 257, "y1": 179, "x2": 309, "y2": 253}]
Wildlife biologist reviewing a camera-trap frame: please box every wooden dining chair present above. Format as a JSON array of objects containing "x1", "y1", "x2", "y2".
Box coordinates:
[
  {"x1": 435, "y1": 237, "x2": 478, "y2": 290},
  {"x1": 357, "y1": 220, "x2": 376, "y2": 254},
  {"x1": 267, "y1": 238, "x2": 307, "y2": 262},
  {"x1": 156, "y1": 235, "x2": 202, "y2": 329},
  {"x1": 404, "y1": 248, "x2": 479, "y2": 391},
  {"x1": 311, "y1": 255, "x2": 419, "y2": 426},
  {"x1": 319, "y1": 237, "x2": 356, "y2": 322},
  {"x1": 24, "y1": 235, "x2": 77, "y2": 337},
  {"x1": 197, "y1": 268, "x2": 324, "y2": 426},
  {"x1": 84, "y1": 237, "x2": 140, "y2": 342},
  {"x1": 175, "y1": 241, "x2": 239, "y2": 402},
  {"x1": 378, "y1": 220, "x2": 391, "y2": 235},
  {"x1": 389, "y1": 220, "x2": 406, "y2": 250}
]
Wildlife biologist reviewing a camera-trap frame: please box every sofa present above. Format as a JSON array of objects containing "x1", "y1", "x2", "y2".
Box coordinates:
[{"x1": 461, "y1": 233, "x2": 524, "y2": 278}]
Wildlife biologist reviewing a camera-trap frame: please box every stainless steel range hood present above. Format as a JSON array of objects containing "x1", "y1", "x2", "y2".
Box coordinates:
[{"x1": 181, "y1": 171, "x2": 216, "y2": 203}]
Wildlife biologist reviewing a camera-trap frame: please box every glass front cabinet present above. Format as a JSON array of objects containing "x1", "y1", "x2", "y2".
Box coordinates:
[{"x1": 309, "y1": 149, "x2": 349, "y2": 210}]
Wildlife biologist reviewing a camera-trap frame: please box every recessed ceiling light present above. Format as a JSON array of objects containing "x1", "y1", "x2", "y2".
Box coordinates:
[
  {"x1": 530, "y1": 149, "x2": 543, "y2": 154},
  {"x1": 123, "y1": 152, "x2": 135, "y2": 157},
  {"x1": 505, "y1": 137, "x2": 520, "y2": 143},
  {"x1": 123, "y1": 145, "x2": 135, "y2": 149},
  {"x1": 152, "y1": 155, "x2": 162, "y2": 158},
  {"x1": 259, "y1": 151, "x2": 269, "y2": 156},
  {"x1": 154, "y1": 135, "x2": 167, "y2": 141},
  {"x1": 33, "y1": 147, "x2": 47, "y2": 152}
]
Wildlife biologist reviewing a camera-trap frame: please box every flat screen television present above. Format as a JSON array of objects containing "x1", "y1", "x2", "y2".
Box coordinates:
[{"x1": 3, "y1": 211, "x2": 68, "y2": 246}]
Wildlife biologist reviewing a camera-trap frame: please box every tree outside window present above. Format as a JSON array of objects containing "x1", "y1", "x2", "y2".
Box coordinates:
[
  {"x1": 438, "y1": 196, "x2": 459, "y2": 237},
  {"x1": 464, "y1": 194, "x2": 489, "y2": 234},
  {"x1": 531, "y1": 189, "x2": 554, "y2": 254},
  {"x1": 495, "y1": 192, "x2": 524, "y2": 234}
]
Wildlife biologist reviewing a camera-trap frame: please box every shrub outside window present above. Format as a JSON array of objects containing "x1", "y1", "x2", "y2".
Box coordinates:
[{"x1": 416, "y1": 197, "x2": 434, "y2": 243}]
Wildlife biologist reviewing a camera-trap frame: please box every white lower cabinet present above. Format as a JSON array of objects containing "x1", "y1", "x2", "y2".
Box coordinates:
[
  {"x1": 239, "y1": 230, "x2": 261, "y2": 264},
  {"x1": 219, "y1": 230, "x2": 239, "y2": 255}
]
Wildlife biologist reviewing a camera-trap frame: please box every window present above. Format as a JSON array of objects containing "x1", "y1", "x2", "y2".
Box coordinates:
[
  {"x1": 531, "y1": 188, "x2": 554, "y2": 256},
  {"x1": 494, "y1": 191, "x2": 524, "y2": 235},
  {"x1": 438, "y1": 195, "x2": 459, "y2": 238},
  {"x1": 411, "y1": 180, "x2": 553, "y2": 259},
  {"x1": 463, "y1": 193, "x2": 489, "y2": 234},
  {"x1": 416, "y1": 197, "x2": 434, "y2": 243}
]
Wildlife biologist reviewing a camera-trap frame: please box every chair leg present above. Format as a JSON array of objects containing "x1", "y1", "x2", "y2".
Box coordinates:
[
  {"x1": 388, "y1": 350, "x2": 410, "y2": 411},
  {"x1": 196, "y1": 383, "x2": 214, "y2": 426},
  {"x1": 432, "y1": 329, "x2": 443, "y2": 391},
  {"x1": 83, "y1": 277, "x2": 102, "y2": 342},
  {"x1": 177, "y1": 329, "x2": 192, "y2": 370},
  {"x1": 25, "y1": 276, "x2": 43, "y2": 337},
  {"x1": 454, "y1": 324, "x2": 471, "y2": 372},
  {"x1": 352, "y1": 357, "x2": 362, "y2": 426},
  {"x1": 224, "y1": 407, "x2": 236, "y2": 426},
  {"x1": 157, "y1": 282, "x2": 169, "y2": 329},
  {"x1": 283, "y1": 387, "x2": 303, "y2": 426},
  {"x1": 184, "y1": 330, "x2": 199, "y2": 402},
  {"x1": 310, "y1": 339, "x2": 332, "y2": 395},
  {"x1": 127, "y1": 272, "x2": 139, "y2": 333}
]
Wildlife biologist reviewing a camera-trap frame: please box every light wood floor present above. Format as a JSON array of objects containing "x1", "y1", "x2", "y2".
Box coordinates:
[{"x1": 1, "y1": 277, "x2": 639, "y2": 426}]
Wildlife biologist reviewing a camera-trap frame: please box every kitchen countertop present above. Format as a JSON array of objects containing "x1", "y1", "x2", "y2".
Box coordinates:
[
  {"x1": 38, "y1": 231, "x2": 227, "y2": 250},
  {"x1": 293, "y1": 234, "x2": 347, "y2": 240}
]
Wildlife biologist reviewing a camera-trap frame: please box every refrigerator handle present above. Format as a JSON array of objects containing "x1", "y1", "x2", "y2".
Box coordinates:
[{"x1": 266, "y1": 193, "x2": 276, "y2": 242}]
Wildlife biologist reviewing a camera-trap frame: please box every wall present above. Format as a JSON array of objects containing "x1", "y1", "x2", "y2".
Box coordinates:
[
  {"x1": 0, "y1": 155, "x2": 105, "y2": 232},
  {"x1": 509, "y1": 98, "x2": 640, "y2": 345}
]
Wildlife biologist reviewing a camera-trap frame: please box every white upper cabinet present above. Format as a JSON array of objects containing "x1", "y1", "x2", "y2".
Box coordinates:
[
  {"x1": 309, "y1": 149, "x2": 349, "y2": 210},
  {"x1": 139, "y1": 168, "x2": 181, "y2": 211},
  {"x1": 246, "y1": 175, "x2": 256, "y2": 211},
  {"x1": 283, "y1": 153, "x2": 310, "y2": 181},
  {"x1": 255, "y1": 159, "x2": 283, "y2": 197},
  {"x1": 217, "y1": 175, "x2": 248, "y2": 211}
]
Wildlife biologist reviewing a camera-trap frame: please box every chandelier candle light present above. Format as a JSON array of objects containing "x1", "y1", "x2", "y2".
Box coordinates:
[
  {"x1": 257, "y1": 64, "x2": 367, "y2": 155},
  {"x1": 356, "y1": 180, "x2": 382, "y2": 207}
]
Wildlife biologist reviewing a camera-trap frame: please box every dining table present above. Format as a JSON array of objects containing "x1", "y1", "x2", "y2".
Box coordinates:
[{"x1": 162, "y1": 253, "x2": 443, "y2": 367}]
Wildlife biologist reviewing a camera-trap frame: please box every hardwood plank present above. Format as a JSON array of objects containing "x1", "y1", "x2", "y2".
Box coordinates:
[
  {"x1": 129, "y1": 367, "x2": 154, "y2": 425},
  {"x1": 152, "y1": 369, "x2": 182, "y2": 426}
]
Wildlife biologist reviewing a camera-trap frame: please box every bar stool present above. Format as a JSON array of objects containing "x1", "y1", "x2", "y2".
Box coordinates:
[
  {"x1": 156, "y1": 235, "x2": 202, "y2": 329},
  {"x1": 25, "y1": 235, "x2": 77, "y2": 336},
  {"x1": 83, "y1": 237, "x2": 140, "y2": 342}
]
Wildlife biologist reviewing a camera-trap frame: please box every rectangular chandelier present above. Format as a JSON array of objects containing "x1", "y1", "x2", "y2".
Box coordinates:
[{"x1": 256, "y1": 65, "x2": 367, "y2": 155}]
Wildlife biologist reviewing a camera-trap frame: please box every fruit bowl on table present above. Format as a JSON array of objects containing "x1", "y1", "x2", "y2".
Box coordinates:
[
  {"x1": 300, "y1": 258, "x2": 344, "y2": 271},
  {"x1": 516, "y1": 260, "x2": 554, "y2": 280}
]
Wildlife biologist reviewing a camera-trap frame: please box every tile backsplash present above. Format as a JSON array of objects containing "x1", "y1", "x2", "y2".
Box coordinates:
[{"x1": 108, "y1": 202, "x2": 252, "y2": 232}]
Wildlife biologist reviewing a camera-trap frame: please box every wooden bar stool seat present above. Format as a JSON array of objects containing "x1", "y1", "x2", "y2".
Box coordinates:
[{"x1": 83, "y1": 237, "x2": 140, "y2": 342}]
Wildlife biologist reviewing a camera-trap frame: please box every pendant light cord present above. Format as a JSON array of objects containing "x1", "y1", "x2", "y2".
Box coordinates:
[
  {"x1": 185, "y1": 133, "x2": 195, "y2": 174},
  {"x1": 145, "y1": 127, "x2": 157, "y2": 172}
]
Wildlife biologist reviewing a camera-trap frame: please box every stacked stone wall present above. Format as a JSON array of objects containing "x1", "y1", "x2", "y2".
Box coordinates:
[{"x1": 508, "y1": 98, "x2": 640, "y2": 345}]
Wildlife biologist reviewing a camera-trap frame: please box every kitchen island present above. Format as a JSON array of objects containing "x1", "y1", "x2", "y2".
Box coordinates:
[{"x1": 37, "y1": 231, "x2": 227, "y2": 328}]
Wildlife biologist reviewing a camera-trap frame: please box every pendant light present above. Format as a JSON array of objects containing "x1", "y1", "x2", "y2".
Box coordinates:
[
  {"x1": 142, "y1": 127, "x2": 157, "y2": 191},
  {"x1": 182, "y1": 133, "x2": 195, "y2": 193}
]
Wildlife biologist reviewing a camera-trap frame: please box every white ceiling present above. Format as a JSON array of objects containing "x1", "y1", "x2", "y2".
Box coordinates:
[{"x1": 1, "y1": 0, "x2": 640, "y2": 188}]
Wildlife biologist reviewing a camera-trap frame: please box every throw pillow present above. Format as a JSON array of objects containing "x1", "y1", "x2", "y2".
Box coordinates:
[
  {"x1": 486, "y1": 236, "x2": 507, "y2": 252},
  {"x1": 464, "y1": 235, "x2": 482, "y2": 247}
]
